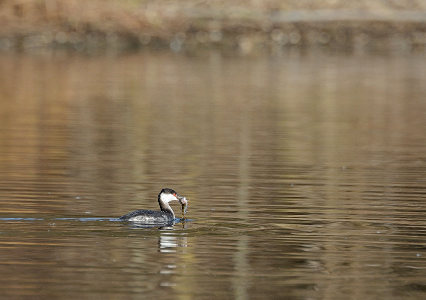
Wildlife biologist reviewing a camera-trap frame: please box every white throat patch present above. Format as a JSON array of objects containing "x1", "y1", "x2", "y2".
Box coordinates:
[{"x1": 161, "y1": 193, "x2": 178, "y2": 203}]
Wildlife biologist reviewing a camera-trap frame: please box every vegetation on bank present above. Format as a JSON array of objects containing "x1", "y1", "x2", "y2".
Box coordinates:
[{"x1": 0, "y1": 0, "x2": 425, "y2": 52}]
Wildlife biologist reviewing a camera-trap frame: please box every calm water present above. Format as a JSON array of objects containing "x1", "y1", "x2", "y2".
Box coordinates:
[{"x1": 0, "y1": 50, "x2": 426, "y2": 299}]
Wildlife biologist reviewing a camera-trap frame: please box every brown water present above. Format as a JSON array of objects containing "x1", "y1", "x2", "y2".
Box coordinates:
[{"x1": 0, "y1": 50, "x2": 426, "y2": 299}]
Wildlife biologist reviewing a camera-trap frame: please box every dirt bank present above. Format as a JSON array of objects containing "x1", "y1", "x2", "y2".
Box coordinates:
[{"x1": 1, "y1": 0, "x2": 425, "y2": 52}]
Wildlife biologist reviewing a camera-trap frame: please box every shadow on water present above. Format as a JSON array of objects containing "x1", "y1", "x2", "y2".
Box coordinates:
[{"x1": 0, "y1": 217, "x2": 192, "y2": 226}]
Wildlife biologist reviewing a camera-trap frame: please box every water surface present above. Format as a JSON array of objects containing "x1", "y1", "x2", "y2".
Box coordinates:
[{"x1": 0, "y1": 50, "x2": 426, "y2": 299}]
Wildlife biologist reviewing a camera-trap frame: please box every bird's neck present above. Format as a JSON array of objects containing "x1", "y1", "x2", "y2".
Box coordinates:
[{"x1": 158, "y1": 198, "x2": 175, "y2": 219}]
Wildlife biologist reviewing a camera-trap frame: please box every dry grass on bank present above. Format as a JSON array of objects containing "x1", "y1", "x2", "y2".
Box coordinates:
[{"x1": 1, "y1": 0, "x2": 426, "y2": 51}]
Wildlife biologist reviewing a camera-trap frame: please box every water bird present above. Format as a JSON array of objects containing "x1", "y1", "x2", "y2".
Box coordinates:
[{"x1": 119, "y1": 188, "x2": 188, "y2": 224}]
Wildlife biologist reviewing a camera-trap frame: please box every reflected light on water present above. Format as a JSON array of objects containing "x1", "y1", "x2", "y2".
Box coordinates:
[{"x1": 0, "y1": 50, "x2": 425, "y2": 299}]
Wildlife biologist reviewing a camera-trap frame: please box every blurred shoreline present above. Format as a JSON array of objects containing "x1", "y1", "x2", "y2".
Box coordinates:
[{"x1": 1, "y1": 0, "x2": 425, "y2": 53}]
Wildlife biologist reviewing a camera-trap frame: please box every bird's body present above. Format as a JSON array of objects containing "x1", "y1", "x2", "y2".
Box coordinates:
[
  {"x1": 119, "y1": 209, "x2": 174, "y2": 224},
  {"x1": 119, "y1": 188, "x2": 188, "y2": 225}
]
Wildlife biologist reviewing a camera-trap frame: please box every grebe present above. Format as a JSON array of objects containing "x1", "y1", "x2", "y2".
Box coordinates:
[{"x1": 119, "y1": 188, "x2": 188, "y2": 224}]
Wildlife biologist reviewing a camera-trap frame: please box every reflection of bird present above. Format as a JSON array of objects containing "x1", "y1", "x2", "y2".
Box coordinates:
[{"x1": 119, "y1": 188, "x2": 187, "y2": 224}]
